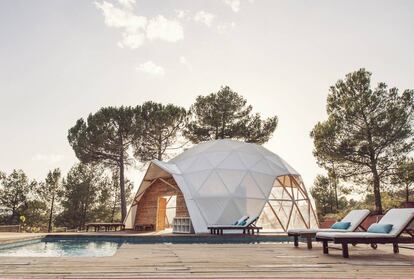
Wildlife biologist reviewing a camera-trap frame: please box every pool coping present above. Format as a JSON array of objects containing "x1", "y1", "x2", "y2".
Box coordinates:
[
  {"x1": 0, "y1": 234, "x2": 45, "y2": 245},
  {"x1": 1, "y1": 232, "x2": 296, "y2": 247},
  {"x1": 44, "y1": 233, "x2": 292, "y2": 244}
]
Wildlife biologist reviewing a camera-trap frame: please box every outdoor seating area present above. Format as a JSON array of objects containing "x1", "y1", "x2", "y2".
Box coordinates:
[
  {"x1": 1, "y1": 238, "x2": 414, "y2": 278},
  {"x1": 287, "y1": 209, "x2": 370, "y2": 249},
  {"x1": 208, "y1": 216, "x2": 263, "y2": 235},
  {"x1": 316, "y1": 208, "x2": 414, "y2": 258},
  {"x1": 85, "y1": 223, "x2": 125, "y2": 232}
]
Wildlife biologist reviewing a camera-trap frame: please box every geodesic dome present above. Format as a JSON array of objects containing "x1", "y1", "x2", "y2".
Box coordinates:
[{"x1": 125, "y1": 139, "x2": 318, "y2": 233}]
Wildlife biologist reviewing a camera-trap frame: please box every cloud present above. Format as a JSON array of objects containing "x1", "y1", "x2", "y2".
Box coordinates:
[
  {"x1": 147, "y1": 15, "x2": 184, "y2": 42},
  {"x1": 32, "y1": 154, "x2": 63, "y2": 164},
  {"x1": 217, "y1": 22, "x2": 236, "y2": 34},
  {"x1": 95, "y1": 1, "x2": 183, "y2": 49},
  {"x1": 224, "y1": 0, "x2": 241, "y2": 12},
  {"x1": 179, "y1": 56, "x2": 192, "y2": 70},
  {"x1": 117, "y1": 0, "x2": 135, "y2": 10},
  {"x1": 136, "y1": 61, "x2": 165, "y2": 76},
  {"x1": 194, "y1": 11, "x2": 215, "y2": 27},
  {"x1": 175, "y1": 9, "x2": 189, "y2": 19}
]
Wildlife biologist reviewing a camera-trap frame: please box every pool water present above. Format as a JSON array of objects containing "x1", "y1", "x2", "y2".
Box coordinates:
[{"x1": 0, "y1": 238, "x2": 121, "y2": 257}]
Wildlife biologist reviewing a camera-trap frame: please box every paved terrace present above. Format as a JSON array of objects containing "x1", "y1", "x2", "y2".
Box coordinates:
[{"x1": 0, "y1": 233, "x2": 414, "y2": 278}]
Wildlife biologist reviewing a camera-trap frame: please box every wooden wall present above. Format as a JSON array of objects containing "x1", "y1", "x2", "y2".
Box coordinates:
[{"x1": 134, "y1": 178, "x2": 189, "y2": 231}]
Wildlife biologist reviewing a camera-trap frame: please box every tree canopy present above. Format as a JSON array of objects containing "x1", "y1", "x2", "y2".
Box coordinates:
[
  {"x1": 0, "y1": 170, "x2": 36, "y2": 224},
  {"x1": 392, "y1": 158, "x2": 414, "y2": 203},
  {"x1": 68, "y1": 106, "x2": 142, "y2": 220},
  {"x1": 134, "y1": 101, "x2": 187, "y2": 162},
  {"x1": 311, "y1": 69, "x2": 414, "y2": 214},
  {"x1": 184, "y1": 86, "x2": 278, "y2": 144},
  {"x1": 56, "y1": 163, "x2": 131, "y2": 229}
]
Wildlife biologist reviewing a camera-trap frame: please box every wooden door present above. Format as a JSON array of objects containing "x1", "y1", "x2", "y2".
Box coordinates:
[{"x1": 156, "y1": 197, "x2": 167, "y2": 231}]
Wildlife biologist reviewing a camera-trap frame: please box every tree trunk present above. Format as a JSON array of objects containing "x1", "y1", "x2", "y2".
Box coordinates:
[
  {"x1": 406, "y1": 183, "x2": 410, "y2": 203},
  {"x1": 48, "y1": 194, "x2": 55, "y2": 233},
  {"x1": 119, "y1": 156, "x2": 127, "y2": 221},
  {"x1": 333, "y1": 181, "x2": 339, "y2": 212},
  {"x1": 111, "y1": 198, "x2": 116, "y2": 223},
  {"x1": 157, "y1": 134, "x2": 163, "y2": 160},
  {"x1": 372, "y1": 168, "x2": 383, "y2": 214}
]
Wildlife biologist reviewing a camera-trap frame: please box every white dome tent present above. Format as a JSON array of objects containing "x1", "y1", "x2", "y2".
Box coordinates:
[{"x1": 124, "y1": 139, "x2": 318, "y2": 233}]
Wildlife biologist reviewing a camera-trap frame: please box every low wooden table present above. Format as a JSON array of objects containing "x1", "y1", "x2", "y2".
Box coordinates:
[
  {"x1": 134, "y1": 224, "x2": 155, "y2": 231},
  {"x1": 86, "y1": 223, "x2": 125, "y2": 232}
]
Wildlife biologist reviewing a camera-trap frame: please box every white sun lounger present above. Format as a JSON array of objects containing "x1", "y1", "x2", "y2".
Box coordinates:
[
  {"x1": 287, "y1": 209, "x2": 370, "y2": 248},
  {"x1": 208, "y1": 215, "x2": 249, "y2": 228},
  {"x1": 316, "y1": 208, "x2": 414, "y2": 258},
  {"x1": 207, "y1": 216, "x2": 262, "y2": 235}
]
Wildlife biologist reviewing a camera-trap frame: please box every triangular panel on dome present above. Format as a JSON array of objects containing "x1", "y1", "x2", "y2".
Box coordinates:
[
  {"x1": 217, "y1": 152, "x2": 247, "y2": 170},
  {"x1": 204, "y1": 151, "x2": 231, "y2": 167},
  {"x1": 195, "y1": 197, "x2": 229, "y2": 225},
  {"x1": 205, "y1": 139, "x2": 238, "y2": 152},
  {"x1": 215, "y1": 198, "x2": 243, "y2": 225},
  {"x1": 184, "y1": 199, "x2": 208, "y2": 232},
  {"x1": 182, "y1": 169, "x2": 213, "y2": 194},
  {"x1": 174, "y1": 156, "x2": 199, "y2": 173},
  {"x1": 197, "y1": 171, "x2": 230, "y2": 197},
  {"x1": 250, "y1": 171, "x2": 276, "y2": 197},
  {"x1": 266, "y1": 157, "x2": 289, "y2": 175},
  {"x1": 233, "y1": 197, "x2": 266, "y2": 219},
  {"x1": 237, "y1": 151, "x2": 263, "y2": 169},
  {"x1": 186, "y1": 155, "x2": 215, "y2": 173},
  {"x1": 269, "y1": 200, "x2": 292, "y2": 229},
  {"x1": 172, "y1": 174, "x2": 193, "y2": 199},
  {"x1": 288, "y1": 205, "x2": 308, "y2": 230},
  {"x1": 216, "y1": 169, "x2": 247, "y2": 194},
  {"x1": 257, "y1": 203, "x2": 284, "y2": 231},
  {"x1": 250, "y1": 159, "x2": 275, "y2": 175},
  {"x1": 235, "y1": 172, "x2": 265, "y2": 199}
]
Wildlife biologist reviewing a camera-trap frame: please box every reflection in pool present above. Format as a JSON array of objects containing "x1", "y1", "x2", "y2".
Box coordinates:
[{"x1": 0, "y1": 238, "x2": 121, "y2": 257}]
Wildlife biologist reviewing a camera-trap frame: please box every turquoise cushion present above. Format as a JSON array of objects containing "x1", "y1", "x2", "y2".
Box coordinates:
[
  {"x1": 331, "y1": 221, "x2": 351, "y2": 230},
  {"x1": 238, "y1": 220, "x2": 247, "y2": 226},
  {"x1": 368, "y1": 223, "x2": 393, "y2": 234}
]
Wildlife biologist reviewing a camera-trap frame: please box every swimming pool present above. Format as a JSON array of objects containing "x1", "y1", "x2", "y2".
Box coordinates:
[
  {"x1": 0, "y1": 238, "x2": 121, "y2": 257},
  {"x1": 0, "y1": 234, "x2": 290, "y2": 257}
]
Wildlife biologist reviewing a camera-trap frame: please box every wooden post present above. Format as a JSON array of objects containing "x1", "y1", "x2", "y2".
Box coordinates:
[
  {"x1": 342, "y1": 243, "x2": 349, "y2": 258},
  {"x1": 293, "y1": 235, "x2": 299, "y2": 247},
  {"x1": 322, "y1": 240, "x2": 329, "y2": 254},
  {"x1": 393, "y1": 243, "x2": 399, "y2": 254},
  {"x1": 306, "y1": 236, "x2": 312, "y2": 249}
]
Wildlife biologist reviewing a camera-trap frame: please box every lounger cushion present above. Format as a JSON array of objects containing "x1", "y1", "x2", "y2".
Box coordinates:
[
  {"x1": 288, "y1": 228, "x2": 349, "y2": 234},
  {"x1": 367, "y1": 223, "x2": 393, "y2": 234},
  {"x1": 317, "y1": 231, "x2": 394, "y2": 239},
  {"x1": 238, "y1": 220, "x2": 247, "y2": 226},
  {"x1": 378, "y1": 208, "x2": 414, "y2": 236},
  {"x1": 341, "y1": 209, "x2": 370, "y2": 231},
  {"x1": 287, "y1": 209, "x2": 370, "y2": 235},
  {"x1": 331, "y1": 222, "x2": 351, "y2": 230}
]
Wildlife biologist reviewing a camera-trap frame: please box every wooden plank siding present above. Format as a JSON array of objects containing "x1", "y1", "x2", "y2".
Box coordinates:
[{"x1": 134, "y1": 178, "x2": 190, "y2": 230}]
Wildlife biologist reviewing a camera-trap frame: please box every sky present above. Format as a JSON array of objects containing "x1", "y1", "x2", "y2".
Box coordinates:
[{"x1": 0, "y1": 0, "x2": 414, "y2": 191}]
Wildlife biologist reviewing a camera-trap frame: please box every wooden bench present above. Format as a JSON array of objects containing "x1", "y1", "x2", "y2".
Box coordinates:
[
  {"x1": 0, "y1": 225, "x2": 21, "y2": 232},
  {"x1": 86, "y1": 223, "x2": 125, "y2": 232},
  {"x1": 134, "y1": 224, "x2": 155, "y2": 231}
]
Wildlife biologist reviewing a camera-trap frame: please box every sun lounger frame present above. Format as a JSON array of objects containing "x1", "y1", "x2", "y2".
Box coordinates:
[
  {"x1": 316, "y1": 216, "x2": 414, "y2": 258},
  {"x1": 207, "y1": 217, "x2": 263, "y2": 235},
  {"x1": 288, "y1": 212, "x2": 370, "y2": 249}
]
